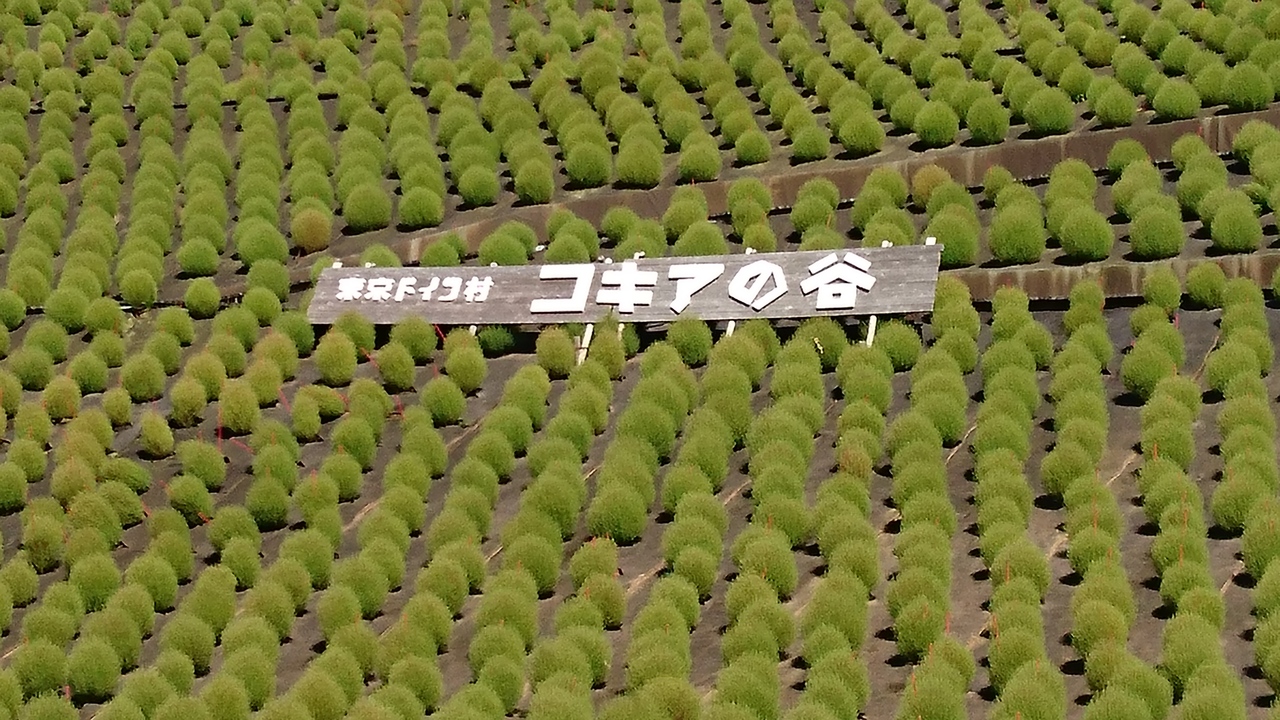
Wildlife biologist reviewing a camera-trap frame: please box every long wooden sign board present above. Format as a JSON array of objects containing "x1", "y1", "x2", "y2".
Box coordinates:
[{"x1": 307, "y1": 245, "x2": 943, "y2": 325}]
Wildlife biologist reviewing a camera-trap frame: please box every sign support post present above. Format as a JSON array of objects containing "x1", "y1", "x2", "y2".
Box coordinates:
[
  {"x1": 577, "y1": 323, "x2": 594, "y2": 365},
  {"x1": 864, "y1": 241, "x2": 894, "y2": 346}
]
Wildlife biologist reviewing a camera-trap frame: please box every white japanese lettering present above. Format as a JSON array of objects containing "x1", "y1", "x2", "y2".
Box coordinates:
[
  {"x1": 728, "y1": 260, "x2": 788, "y2": 311},
  {"x1": 530, "y1": 264, "x2": 596, "y2": 314},
  {"x1": 363, "y1": 277, "x2": 395, "y2": 301},
  {"x1": 463, "y1": 276, "x2": 494, "y2": 302},
  {"x1": 393, "y1": 277, "x2": 417, "y2": 301},
  {"x1": 595, "y1": 261, "x2": 658, "y2": 314},
  {"x1": 418, "y1": 277, "x2": 441, "y2": 300},
  {"x1": 438, "y1": 277, "x2": 462, "y2": 302},
  {"x1": 667, "y1": 263, "x2": 725, "y2": 314},
  {"x1": 799, "y1": 252, "x2": 875, "y2": 310},
  {"x1": 336, "y1": 277, "x2": 365, "y2": 301}
]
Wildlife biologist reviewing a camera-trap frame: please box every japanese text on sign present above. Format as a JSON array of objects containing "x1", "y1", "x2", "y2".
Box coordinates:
[{"x1": 307, "y1": 245, "x2": 942, "y2": 326}]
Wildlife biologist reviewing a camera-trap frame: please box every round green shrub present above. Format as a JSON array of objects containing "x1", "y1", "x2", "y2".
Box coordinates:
[
  {"x1": 445, "y1": 346, "x2": 487, "y2": 394},
  {"x1": 45, "y1": 287, "x2": 88, "y2": 333},
  {"x1": 1227, "y1": 63, "x2": 1271, "y2": 112},
  {"x1": 1024, "y1": 87, "x2": 1074, "y2": 135},
  {"x1": 1059, "y1": 206, "x2": 1114, "y2": 261},
  {"x1": 458, "y1": 165, "x2": 499, "y2": 207},
  {"x1": 343, "y1": 183, "x2": 392, "y2": 233},
  {"x1": 535, "y1": 327, "x2": 576, "y2": 378},
  {"x1": 388, "y1": 318, "x2": 437, "y2": 364},
  {"x1": 1153, "y1": 79, "x2": 1201, "y2": 120},
  {"x1": 679, "y1": 141, "x2": 721, "y2": 182},
  {"x1": 13, "y1": 638, "x2": 67, "y2": 698},
  {"x1": 120, "y1": 270, "x2": 158, "y2": 309},
  {"x1": 872, "y1": 320, "x2": 921, "y2": 372},
  {"x1": 416, "y1": 379, "x2": 467, "y2": 429},
  {"x1": 1210, "y1": 200, "x2": 1262, "y2": 253},
  {"x1": 514, "y1": 162, "x2": 556, "y2": 202},
  {"x1": 1142, "y1": 267, "x2": 1181, "y2": 313},
  {"x1": 962, "y1": 95, "x2": 1009, "y2": 145},
  {"x1": 835, "y1": 111, "x2": 884, "y2": 156},
  {"x1": 1128, "y1": 206, "x2": 1184, "y2": 260},
  {"x1": 314, "y1": 330, "x2": 357, "y2": 387},
  {"x1": 68, "y1": 636, "x2": 122, "y2": 702},
  {"x1": 667, "y1": 318, "x2": 713, "y2": 366},
  {"x1": 9, "y1": 347, "x2": 52, "y2": 392},
  {"x1": 1185, "y1": 263, "x2": 1226, "y2": 309},
  {"x1": 158, "y1": 613, "x2": 215, "y2": 675},
  {"x1": 120, "y1": 354, "x2": 165, "y2": 403},
  {"x1": 989, "y1": 205, "x2": 1047, "y2": 265},
  {"x1": 586, "y1": 484, "x2": 647, "y2": 545},
  {"x1": 70, "y1": 552, "x2": 121, "y2": 611},
  {"x1": 397, "y1": 187, "x2": 444, "y2": 229},
  {"x1": 913, "y1": 101, "x2": 958, "y2": 148},
  {"x1": 565, "y1": 143, "x2": 612, "y2": 188},
  {"x1": 734, "y1": 130, "x2": 771, "y2": 166},
  {"x1": 1094, "y1": 85, "x2": 1137, "y2": 129}
]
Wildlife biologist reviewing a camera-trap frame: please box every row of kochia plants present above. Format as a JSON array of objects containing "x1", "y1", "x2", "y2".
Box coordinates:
[
  {"x1": 884, "y1": 278, "x2": 1061, "y2": 718},
  {"x1": 8, "y1": 56, "x2": 1278, "y2": 334},
  {"x1": 408, "y1": 132, "x2": 1280, "y2": 293},
  {"x1": 1048, "y1": 279, "x2": 1161, "y2": 719},
  {"x1": 10, "y1": 0, "x2": 1280, "y2": 259},
  {"x1": 1116, "y1": 266, "x2": 1265, "y2": 718},
  {"x1": 0, "y1": 306, "x2": 489, "y2": 720},
  {"x1": 0, "y1": 276, "x2": 879, "y2": 720},
  {"x1": 882, "y1": 297, "x2": 977, "y2": 720},
  {"x1": 968, "y1": 287, "x2": 1061, "y2": 718}
]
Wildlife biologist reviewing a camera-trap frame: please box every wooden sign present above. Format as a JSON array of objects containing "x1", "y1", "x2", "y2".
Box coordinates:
[{"x1": 306, "y1": 245, "x2": 943, "y2": 325}]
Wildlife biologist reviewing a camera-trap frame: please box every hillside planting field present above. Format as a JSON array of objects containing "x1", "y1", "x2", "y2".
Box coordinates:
[{"x1": 4, "y1": 0, "x2": 1280, "y2": 718}]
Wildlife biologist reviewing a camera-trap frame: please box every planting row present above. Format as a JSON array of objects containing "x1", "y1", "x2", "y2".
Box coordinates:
[{"x1": 9, "y1": 0, "x2": 1280, "y2": 260}]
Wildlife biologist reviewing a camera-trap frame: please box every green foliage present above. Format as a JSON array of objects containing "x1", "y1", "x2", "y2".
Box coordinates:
[
  {"x1": 1210, "y1": 200, "x2": 1262, "y2": 253},
  {"x1": 1143, "y1": 267, "x2": 1181, "y2": 313},
  {"x1": 565, "y1": 142, "x2": 612, "y2": 188},
  {"x1": 1185, "y1": 263, "x2": 1226, "y2": 309},
  {"x1": 1059, "y1": 206, "x2": 1114, "y2": 261},
  {"x1": 121, "y1": 354, "x2": 165, "y2": 403},
  {"x1": 678, "y1": 140, "x2": 722, "y2": 182},
  {"x1": 344, "y1": 183, "x2": 392, "y2": 233},
  {"x1": 913, "y1": 101, "x2": 959, "y2": 148},
  {"x1": 421, "y1": 376, "x2": 466, "y2": 425},
  {"x1": 586, "y1": 484, "x2": 647, "y2": 545},
  {"x1": 873, "y1": 320, "x2": 921, "y2": 371},
  {"x1": 667, "y1": 318, "x2": 713, "y2": 366},
  {"x1": 389, "y1": 318, "x2": 437, "y2": 363},
  {"x1": 1128, "y1": 205, "x2": 1185, "y2": 260},
  {"x1": 989, "y1": 205, "x2": 1047, "y2": 265},
  {"x1": 1153, "y1": 79, "x2": 1200, "y2": 120},
  {"x1": 314, "y1": 330, "x2": 357, "y2": 386},
  {"x1": 69, "y1": 636, "x2": 122, "y2": 702},
  {"x1": 1024, "y1": 87, "x2": 1074, "y2": 135},
  {"x1": 445, "y1": 346, "x2": 487, "y2": 394},
  {"x1": 458, "y1": 165, "x2": 499, "y2": 207},
  {"x1": 535, "y1": 328, "x2": 576, "y2": 378},
  {"x1": 966, "y1": 96, "x2": 1010, "y2": 145},
  {"x1": 734, "y1": 130, "x2": 771, "y2": 165}
]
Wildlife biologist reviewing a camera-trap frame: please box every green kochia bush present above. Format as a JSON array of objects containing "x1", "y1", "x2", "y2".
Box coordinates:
[
  {"x1": 14, "y1": 638, "x2": 68, "y2": 698},
  {"x1": 1210, "y1": 200, "x2": 1262, "y2": 253},
  {"x1": 989, "y1": 205, "x2": 1046, "y2": 265},
  {"x1": 1153, "y1": 79, "x2": 1200, "y2": 121},
  {"x1": 966, "y1": 96, "x2": 1010, "y2": 145},
  {"x1": 1185, "y1": 263, "x2": 1226, "y2": 309},
  {"x1": 913, "y1": 101, "x2": 958, "y2": 148},
  {"x1": 1059, "y1": 207, "x2": 1114, "y2": 261},
  {"x1": 1024, "y1": 87, "x2": 1074, "y2": 135}
]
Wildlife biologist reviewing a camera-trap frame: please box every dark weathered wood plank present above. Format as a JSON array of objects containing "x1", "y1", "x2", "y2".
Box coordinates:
[{"x1": 306, "y1": 246, "x2": 943, "y2": 325}]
